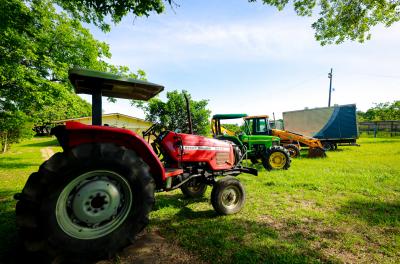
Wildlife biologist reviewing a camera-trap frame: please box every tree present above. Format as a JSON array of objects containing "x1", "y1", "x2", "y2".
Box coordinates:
[
  {"x1": 133, "y1": 90, "x2": 211, "y2": 135},
  {"x1": 252, "y1": 0, "x2": 400, "y2": 45},
  {"x1": 221, "y1": 123, "x2": 242, "y2": 134},
  {"x1": 0, "y1": 111, "x2": 34, "y2": 153},
  {"x1": 55, "y1": 0, "x2": 399, "y2": 45},
  {"x1": 0, "y1": 0, "x2": 144, "y2": 151},
  {"x1": 55, "y1": 0, "x2": 173, "y2": 32},
  {"x1": 357, "y1": 101, "x2": 400, "y2": 121}
]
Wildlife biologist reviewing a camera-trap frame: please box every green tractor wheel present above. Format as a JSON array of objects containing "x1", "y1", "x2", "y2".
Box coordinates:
[
  {"x1": 262, "y1": 146, "x2": 291, "y2": 171},
  {"x1": 15, "y1": 143, "x2": 155, "y2": 263}
]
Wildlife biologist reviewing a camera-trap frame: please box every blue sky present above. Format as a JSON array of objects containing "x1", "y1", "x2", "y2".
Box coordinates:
[{"x1": 82, "y1": 0, "x2": 400, "y2": 119}]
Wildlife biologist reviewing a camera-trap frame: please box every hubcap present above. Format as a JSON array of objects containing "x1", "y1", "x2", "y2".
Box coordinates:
[
  {"x1": 72, "y1": 180, "x2": 121, "y2": 225},
  {"x1": 269, "y1": 152, "x2": 286, "y2": 169},
  {"x1": 56, "y1": 170, "x2": 132, "y2": 240},
  {"x1": 221, "y1": 186, "x2": 240, "y2": 209}
]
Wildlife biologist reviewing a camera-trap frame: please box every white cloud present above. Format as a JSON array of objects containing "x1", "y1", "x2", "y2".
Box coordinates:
[{"x1": 92, "y1": 8, "x2": 400, "y2": 117}]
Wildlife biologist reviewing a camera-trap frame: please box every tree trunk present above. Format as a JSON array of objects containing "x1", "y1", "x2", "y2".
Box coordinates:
[{"x1": 2, "y1": 132, "x2": 7, "y2": 153}]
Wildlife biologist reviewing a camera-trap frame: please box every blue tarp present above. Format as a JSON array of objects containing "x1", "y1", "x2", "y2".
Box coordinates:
[{"x1": 314, "y1": 105, "x2": 358, "y2": 139}]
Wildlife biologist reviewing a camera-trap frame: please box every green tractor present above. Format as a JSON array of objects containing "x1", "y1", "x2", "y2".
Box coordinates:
[{"x1": 211, "y1": 114, "x2": 291, "y2": 171}]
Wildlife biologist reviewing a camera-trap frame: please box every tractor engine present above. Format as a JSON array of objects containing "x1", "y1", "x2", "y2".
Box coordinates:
[{"x1": 158, "y1": 131, "x2": 238, "y2": 171}]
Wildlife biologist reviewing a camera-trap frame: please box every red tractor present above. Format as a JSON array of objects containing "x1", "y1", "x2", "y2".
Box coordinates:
[{"x1": 15, "y1": 69, "x2": 257, "y2": 262}]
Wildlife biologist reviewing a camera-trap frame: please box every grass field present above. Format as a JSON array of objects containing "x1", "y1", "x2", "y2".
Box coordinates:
[{"x1": 0, "y1": 137, "x2": 399, "y2": 263}]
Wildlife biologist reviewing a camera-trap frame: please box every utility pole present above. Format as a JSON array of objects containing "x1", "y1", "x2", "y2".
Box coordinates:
[{"x1": 328, "y1": 68, "x2": 333, "y2": 107}]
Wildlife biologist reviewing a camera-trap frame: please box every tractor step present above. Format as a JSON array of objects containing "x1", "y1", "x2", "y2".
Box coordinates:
[{"x1": 164, "y1": 168, "x2": 184, "y2": 178}]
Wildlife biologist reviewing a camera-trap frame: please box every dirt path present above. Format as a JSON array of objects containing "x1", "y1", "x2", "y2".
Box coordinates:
[
  {"x1": 97, "y1": 230, "x2": 205, "y2": 264},
  {"x1": 40, "y1": 147, "x2": 54, "y2": 160}
]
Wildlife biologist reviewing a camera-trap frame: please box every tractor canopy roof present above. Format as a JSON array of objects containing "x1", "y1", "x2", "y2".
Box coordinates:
[
  {"x1": 244, "y1": 115, "x2": 269, "y2": 119},
  {"x1": 212, "y1": 114, "x2": 248, "y2": 120},
  {"x1": 69, "y1": 68, "x2": 164, "y2": 100}
]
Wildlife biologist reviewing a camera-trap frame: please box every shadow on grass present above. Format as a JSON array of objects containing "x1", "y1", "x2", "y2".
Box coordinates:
[
  {"x1": 0, "y1": 191, "x2": 18, "y2": 264},
  {"x1": 153, "y1": 193, "x2": 340, "y2": 264},
  {"x1": 339, "y1": 199, "x2": 400, "y2": 227},
  {"x1": 22, "y1": 138, "x2": 59, "y2": 148}
]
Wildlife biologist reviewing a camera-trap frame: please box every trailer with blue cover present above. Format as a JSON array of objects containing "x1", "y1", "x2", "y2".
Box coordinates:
[{"x1": 282, "y1": 104, "x2": 358, "y2": 150}]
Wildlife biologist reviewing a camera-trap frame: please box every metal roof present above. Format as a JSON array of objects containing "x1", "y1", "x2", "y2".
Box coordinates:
[
  {"x1": 212, "y1": 114, "x2": 248, "y2": 120},
  {"x1": 69, "y1": 68, "x2": 164, "y2": 100},
  {"x1": 244, "y1": 115, "x2": 269, "y2": 119}
]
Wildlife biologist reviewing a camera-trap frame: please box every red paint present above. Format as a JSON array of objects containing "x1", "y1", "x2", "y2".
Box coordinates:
[
  {"x1": 160, "y1": 132, "x2": 235, "y2": 170},
  {"x1": 59, "y1": 122, "x2": 236, "y2": 186},
  {"x1": 64, "y1": 122, "x2": 165, "y2": 182},
  {"x1": 164, "y1": 168, "x2": 184, "y2": 177}
]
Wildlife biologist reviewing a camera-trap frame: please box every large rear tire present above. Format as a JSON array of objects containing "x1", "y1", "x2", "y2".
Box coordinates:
[
  {"x1": 15, "y1": 143, "x2": 155, "y2": 263},
  {"x1": 262, "y1": 146, "x2": 291, "y2": 171},
  {"x1": 211, "y1": 177, "x2": 245, "y2": 215},
  {"x1": 180, "y1": 178, "x2": 207, "y2": 198}
]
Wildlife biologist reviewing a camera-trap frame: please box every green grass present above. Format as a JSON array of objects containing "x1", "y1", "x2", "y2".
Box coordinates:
[
  {"x1": 0, "y1": 137, "x2": 61, "y2": 261},
  {"x1": 0, "y1": 137, "x2": 399, "y2": 263},
  {"x1": 150, "y1": 138, "x2": 400, "y2": 263}
]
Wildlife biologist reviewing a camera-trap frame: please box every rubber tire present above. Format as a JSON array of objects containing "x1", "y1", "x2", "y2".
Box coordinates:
[
  {"x1": 323, "y1": 142, "x2": 333, "y2": 151},
  {"x1": 211, "y1": 176, "x2": 245, "y2": 215},
  {"x1": 15, "y1": 143, "x2": 155, "y2": 263},
  {"x1": 262, "y1": 146, "x2": 291, "y2": 171},
  {"x1": 284, "y1": 144, "x2": 300, "y2": 158},
  {"x1": 180, "y1": 178, "x2": 207, "y2": 198}
]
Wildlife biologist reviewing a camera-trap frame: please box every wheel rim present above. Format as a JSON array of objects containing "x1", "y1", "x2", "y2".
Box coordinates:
[
  {"x1": 269, "y1": 152, "x2": 287, "y2": 169},
  {"x1": 56, "y1": 170, "x2": 132, "y2": 240},
  {"x1": 221, "y1": 186, "x2": 241, "y2": 209}
]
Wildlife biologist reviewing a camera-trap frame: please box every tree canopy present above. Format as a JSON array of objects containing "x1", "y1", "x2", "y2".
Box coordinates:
[
  {"x1": 55, "y1": 0, "x2": 400, "y2": 45},
  {"x1": 357, "y1": 101, "x2": 400, "y2": 121},
  {"x1": 133, "y1": 91, "x2": 211, "y2": 136},
  {"x1": 0, "y1": 0, "x2": 144, "y2": 151}
]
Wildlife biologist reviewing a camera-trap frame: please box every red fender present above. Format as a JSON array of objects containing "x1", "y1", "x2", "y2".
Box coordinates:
[{"x1": 52, "y1": 122, "x2": 165, "y2": 186}]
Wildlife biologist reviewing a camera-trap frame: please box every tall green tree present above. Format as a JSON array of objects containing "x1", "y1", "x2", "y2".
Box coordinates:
[
  {"x1": 133, "y1": 91, "x2": 211, "y2": 135},
  {"x1": 0, "y1": 0, "x2": 144, "y2": 151},
  {"x1": 55, "y1": 0, "x2": 400, "y2": 45}
]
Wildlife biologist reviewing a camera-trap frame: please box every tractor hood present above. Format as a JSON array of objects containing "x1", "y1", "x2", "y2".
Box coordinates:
[{"x1": 69, "y1": 68, "x2": 164, "y2": 101}]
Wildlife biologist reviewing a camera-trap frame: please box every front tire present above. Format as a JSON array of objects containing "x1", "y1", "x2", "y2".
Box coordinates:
[
  {"x1": 262, "y1": 146, "x2": 291, "y2": 171},
  {"x1": 180, "y1": 178, "x2": 207, "y2": 198},
  {"x1": 211, "y1": 177, "x2": 245, "y2": 215},
  {"x1": 15, "y1": 143, "x2": 155, "y2": 263}
]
